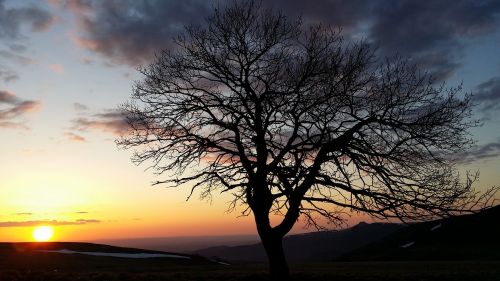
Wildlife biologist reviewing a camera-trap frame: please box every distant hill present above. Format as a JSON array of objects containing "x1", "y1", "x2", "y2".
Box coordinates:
[
  {"x1": 194, "y1": 222, "x2": 403, "y2": 262},
  {"x1": 0, "y1": 242, "x2": 220, "y2": 271},
  {"x1": 94, "y1": 235, "x2": 259, "y2": 253},
  {"x1": 341, "y1": 205, "x2": 500, "y2": 261}
]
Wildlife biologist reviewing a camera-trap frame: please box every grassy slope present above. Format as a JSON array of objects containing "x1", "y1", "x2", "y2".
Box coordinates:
[
  {"x1": 1, "y1": 261, "x2": 500, "y2": 281},
  {"x1": 342, "y1": 205, "x2": 500, "y2": 261}
]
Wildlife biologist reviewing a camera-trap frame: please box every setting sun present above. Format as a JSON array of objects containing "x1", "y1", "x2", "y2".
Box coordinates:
[{"x1": 32, "y1": 226, "x2": 54, "y2": 242}]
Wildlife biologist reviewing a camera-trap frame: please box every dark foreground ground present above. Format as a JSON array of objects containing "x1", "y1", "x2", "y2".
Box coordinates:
[{"x1": 1, "y1": 261, "x2": 499, "y2": 281}]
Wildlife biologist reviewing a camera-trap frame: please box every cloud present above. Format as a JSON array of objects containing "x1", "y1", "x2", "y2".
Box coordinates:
[
  {"x1": 475, "y1": 76, "x2": 500, "y2": 112},
  {"x1": 64, "y1": 131, "x2": 86, "y2": 142},
  {"x1": 61, "y1": 0, "x2": 500, "y2": 81},
  {"x1": 369, "y1": 1, "x2": 500, "y2": 80},
  {"x1": 0, "y1": 1, "x2": 55, "y2": 83},
  {"x1": 0, "y1": 0, "x2": 55, "y2": 40},
  {"x1": 73, "y1": 102, "x2": 89, "y2": 111},
  {"x1": 0, "y1": 65, "x2": 18, "y2": 83},
  {"x1": 0, "y1": 121, "x2": 28, "y2": 129},
  {"x1": 67, "y1": 107, "x2": 149, "y2": 141},
  {"x1": 75, "y1": 211, "x2": 88, "y2": 214},
  {"x1": 0, "y1": 98, "x2": 40, "y2": 118},
  {"x1": 265, "y1": 0, "x2": 373, "y2": 31},
  {"x1": 0, "y1": 219, "x2": 101, "y2": 227},
  {"x1": 71, "y1": 109, "x2": 131, "y2": 136},
  {"x1": 0, "y1": 90, "x2": 42, "y2": 129},
  {"x1": 63, "y1": 0, "x2": 212, "y2": 66},
  {"x1": 7, "y1": 42, "x2": 28, "y2": 52},
  {"x1": 0, "y1": 90, "x2": 18, "y2": 104},
  {"x1": 48, "y1": 63, "x2": 64, "y2": 74},
  {"x1": 0, "y1": 49, "x2": 34, "y2": 65},
  {"x1": 455, "y1": 140, "x2": 500, "y2": 164},
  {"x1": 15, "y1": 212, "x2": 33, "y2": 216},
  {"x1": 79, "y1": 57, "x2": 94, "y2": 65}
]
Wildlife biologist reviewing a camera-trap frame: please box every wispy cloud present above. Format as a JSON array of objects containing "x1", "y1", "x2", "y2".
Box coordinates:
[
  {"x1": 64, "y1": 131, "x2": 86, "y2": 142},
  {"x1": 475, "y1": 76, "x2": 500, "y2": 112},
  {"x1": 0, "y1": 50, "x2": 34, "y2": 65},
  {"x1": 0, "y1": 90, "x2": 41, "y2": 130},
  {"x1": 15, "y1": 212, "x2": 33, "y2": 216},
  {"x1": 73, "y1": 102, "x2": 89, "y2": 111},
  {"x1": 79, "y1": 57, "x2": 94, "y2": 65},
  {"x1": 454, "y1": 140, "x2": 500, "y2": 165},
  {"x1": 48, "y1": 63, "x2": 64, "y2": 74},
  {"x1": 0, "y1": 219, "x2": 101, "y2": 227},
  {"x1": 0, "y1": 65, "x2": 18, "y2": 83},
  {"x1": 70, "y1": 108, "x2": 131, "y2": 136}
]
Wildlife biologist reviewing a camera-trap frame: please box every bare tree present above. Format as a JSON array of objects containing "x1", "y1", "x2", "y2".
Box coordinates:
[{"x1": 118, "y1": 1, "x2": 497, "y2": 279}]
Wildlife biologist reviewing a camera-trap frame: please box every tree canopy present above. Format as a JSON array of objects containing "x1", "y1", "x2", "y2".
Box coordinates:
[{"x1": 118, "y1": 1, "x2": 497, "y2": 279}]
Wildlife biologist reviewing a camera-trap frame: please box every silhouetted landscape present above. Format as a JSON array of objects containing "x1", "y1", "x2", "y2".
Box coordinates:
[
  {"x1": 194, "y1": 205, "x2": 500, "y2": 263},
  {"x1": 2, "y1": 0, "x2": 500, "y2": 280},
  {"x1": 193, "y1": 223, "x2": 403, "y2": 262}
]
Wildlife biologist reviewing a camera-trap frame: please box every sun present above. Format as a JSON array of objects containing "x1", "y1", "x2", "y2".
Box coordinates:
[{"x1": 32, "y1": 226, "x2": 54, "y2": 242}]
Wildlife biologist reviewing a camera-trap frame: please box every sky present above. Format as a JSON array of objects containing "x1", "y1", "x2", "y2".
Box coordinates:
[{"x1": 1, "y1": 0, "x2": 500, "y2": 242}]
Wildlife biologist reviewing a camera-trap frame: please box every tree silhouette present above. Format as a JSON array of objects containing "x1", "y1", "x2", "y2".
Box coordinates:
[{"x1": 118, "y1": 1, "x2": 496, "y2": 279}]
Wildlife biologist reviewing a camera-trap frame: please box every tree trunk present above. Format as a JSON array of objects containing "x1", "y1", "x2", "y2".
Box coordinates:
[{"x1": 261, "y1": 234, "x2": 290, "y2": 280}]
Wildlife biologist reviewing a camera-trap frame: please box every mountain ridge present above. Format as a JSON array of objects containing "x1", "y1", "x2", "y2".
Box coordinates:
[
  {"x1": 193, "y1": 205, "x2": 500, "y2": 262},
  {"x1": 194, "y1": 222, "x2": 404, "y2": 262}
]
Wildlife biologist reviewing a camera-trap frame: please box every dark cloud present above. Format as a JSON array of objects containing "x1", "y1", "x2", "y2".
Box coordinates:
[
  {"x1": 0, "y1": 219, "x2": 101, "y2": 227},
  {"x1": 0, "y1": 0, "x2": 55, "y2": 40},
  {"x1": 264, "y1": 0, "x2": 373, "y2": 29},
  {"x1": 64, "y1": 0, "x2": 212, "y2": 66},
  {"x1": 0, "y1": 90, "x2": 42, "y2": 129},
  {"x1": 0, "y1": 90, "x2": 19, "y2": 104},
  {"x1": 66, "y1": 0, "x2": 369, "y2": 65},
  {"x1": 75, "y1": 211, "x2": 89, "y2": 214},
  {"x1": 475, "y1": 76, "x2": 500, "y2": 111},
  {"x1": 455, "y1": 140, "x2": 500, "y2": 164},
  {"x1": 370, "y1": 0, "x2": 500, "y2": 80},
  {"x1": 63, "y1": 0, "x2": 500, "y2": 80}
]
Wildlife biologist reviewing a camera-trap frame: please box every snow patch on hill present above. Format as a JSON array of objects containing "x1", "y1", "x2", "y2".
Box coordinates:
[{"x1": 39, "y1": 249, "x2": 191, "y2": 259}]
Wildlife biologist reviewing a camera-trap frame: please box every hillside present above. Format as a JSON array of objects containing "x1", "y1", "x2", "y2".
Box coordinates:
[
  {"x1": 0, "y1": 242, "x2": 220, "y2": 272},
  {"x1": 342, "y1": 205, "x2": 500, "y2": 261},
  {"x1": 194, "y1": 222, "x2": 403, "y2": 262},
  {"x1": 194, "y1": 205, "x2": 500, "y2": 263}
]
